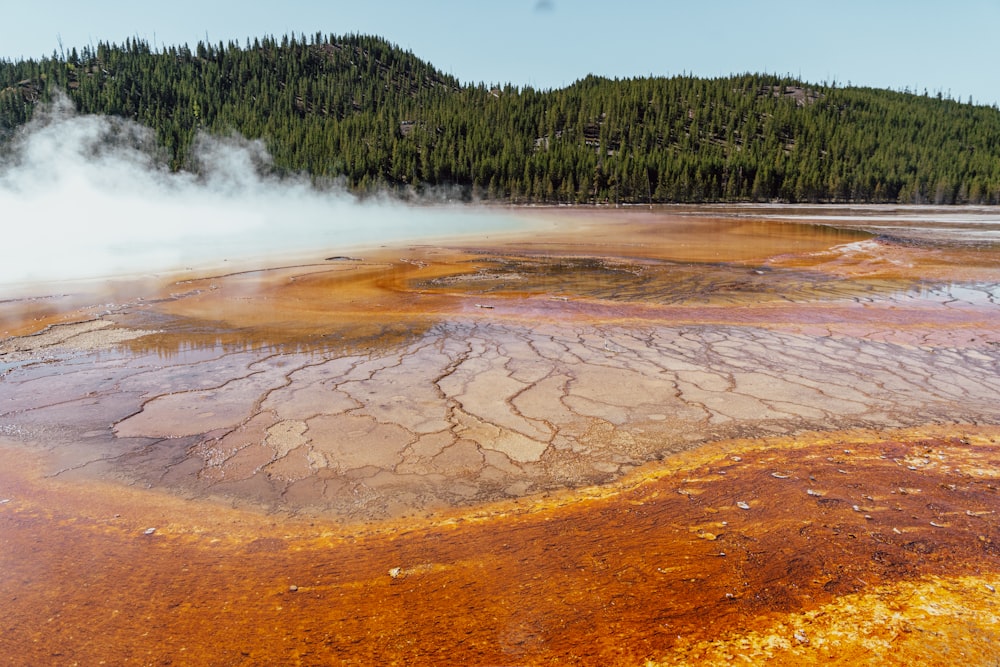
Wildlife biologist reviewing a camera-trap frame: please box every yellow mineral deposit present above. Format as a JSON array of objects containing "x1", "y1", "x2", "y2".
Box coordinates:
[{"x1": 1, "y1": 206, "x2": 999, "y2": 665}]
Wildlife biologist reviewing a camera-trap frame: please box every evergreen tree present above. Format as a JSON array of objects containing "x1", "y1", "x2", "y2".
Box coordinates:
[{"x1": 2, "y1": 36, "x2": 999, "y2": 204}]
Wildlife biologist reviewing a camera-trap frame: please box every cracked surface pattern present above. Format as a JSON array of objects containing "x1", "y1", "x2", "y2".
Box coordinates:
[
  {"x1": 3, "y1": 206, "x2": 1000, "y2": 665},
  {"x1": 2, "y1": 207, "x2": 999, "y2": 521}
]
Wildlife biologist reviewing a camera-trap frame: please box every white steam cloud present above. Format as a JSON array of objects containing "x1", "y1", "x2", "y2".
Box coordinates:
[{"x1": 1, "y1": 99, "x2": 514, "y2": 289}]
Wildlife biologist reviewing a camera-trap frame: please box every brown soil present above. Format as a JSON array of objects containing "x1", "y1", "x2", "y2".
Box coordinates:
[
  {"x1": 1, "y1": 426, "x2": 998, "y2": 665},
  {"x1": 2, "y1": 206, "x2": 1000, "y2": 665}
]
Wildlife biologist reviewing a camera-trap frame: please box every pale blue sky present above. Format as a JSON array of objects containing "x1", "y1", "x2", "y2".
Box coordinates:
[{"x1": 1, "y1": 0, "x2": 998, "y2": 106}]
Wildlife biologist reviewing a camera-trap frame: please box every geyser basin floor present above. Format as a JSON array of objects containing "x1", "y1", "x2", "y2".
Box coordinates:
[
  {"x1": 2, "y1": 428, "x2": 999, "y2": 665},
  {"x1": 1, "y1": 205, "x2": 1000, "y2": 665}
]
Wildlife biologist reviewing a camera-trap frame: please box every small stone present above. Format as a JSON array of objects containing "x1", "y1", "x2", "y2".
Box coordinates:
[
  {"x1": 143, "y1": 527, "x2": 156, "y2": 535},
  {"x1": 736, "y1": 501, "x2": 750, "y2": 510},
  {"x1": 288, "y1": 585, "x2": 298, "y2": 592},
  {"x1": 794, "y1": 630, "x2": 809, "y2": 645},
  {"x1": 806, "y1": 489, "x2": 824, "y2": 497},
  {"x1": 388, "y1": 567, "x2": 403, "y2": 578}
]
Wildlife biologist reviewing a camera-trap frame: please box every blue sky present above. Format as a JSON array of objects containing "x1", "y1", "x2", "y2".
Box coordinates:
[{"x1": 1, "y1": 0, "x2": 998, "y2": 106}]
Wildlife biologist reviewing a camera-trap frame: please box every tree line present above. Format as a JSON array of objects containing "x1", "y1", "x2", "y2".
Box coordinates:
[{"x1": 2, "y1": 32, "x2": 1000, "y2": 204}]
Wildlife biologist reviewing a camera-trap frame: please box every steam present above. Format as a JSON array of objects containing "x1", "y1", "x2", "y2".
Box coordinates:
[{"x1": 0, "y1": 99, "x2": 512, "y2": 288}]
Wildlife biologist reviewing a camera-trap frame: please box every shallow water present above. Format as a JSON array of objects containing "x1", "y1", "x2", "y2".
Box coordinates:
[{"x1": 2, "y1": 205, "x2": 1000, "y2": 664}]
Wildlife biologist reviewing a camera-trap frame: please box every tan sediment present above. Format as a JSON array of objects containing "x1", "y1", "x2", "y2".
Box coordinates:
[
  {"x1": 2, "y1": 426, "x2": 1000, "y2": 665},
  {"x1": 1, "y1": 206, "x2": 999, "y2": 664},
  {"x1": 0, "y1": 318, "x2": 156, "y2": 358}
]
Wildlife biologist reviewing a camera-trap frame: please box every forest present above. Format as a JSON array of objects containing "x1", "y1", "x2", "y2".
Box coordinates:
[{"x1": 2, "y1": 32, "x2": 1000, "y2": 205}]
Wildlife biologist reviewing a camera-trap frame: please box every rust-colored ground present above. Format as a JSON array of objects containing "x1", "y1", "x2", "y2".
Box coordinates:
[
  {"x1": 2, "y1": 427, "x2": 999, "y2": 665},
  {"x1": 2, "y1": 206, "x2": 1000, "y2": 665}
]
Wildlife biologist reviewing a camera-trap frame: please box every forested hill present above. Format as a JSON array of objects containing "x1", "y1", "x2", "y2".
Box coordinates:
[{"x1": 2, "y1": 32, "x2": 1000, "y2": 205}]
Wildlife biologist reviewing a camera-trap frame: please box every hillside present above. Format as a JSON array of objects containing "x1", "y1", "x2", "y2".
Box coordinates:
[{"x1": 2, "y1": 32, "x2": 1000, "y2": 204}]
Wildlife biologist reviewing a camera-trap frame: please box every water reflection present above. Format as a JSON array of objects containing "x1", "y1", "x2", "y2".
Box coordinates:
[
  {"x1": 120, "y1": 323, "x2": 430, "y2": 360},
  {"x1": 735, "y1": 204, "x2": 1000, "y2": 246},
  {"x1": 912, "y1": 281, "x2": 1000, "y2": 306},
  {"x1": 1, "y1": 207, "x2": 997, "y2": 518},
  {"x1": 3, "y1": 206, "x2": 1000, "y2": 665}
]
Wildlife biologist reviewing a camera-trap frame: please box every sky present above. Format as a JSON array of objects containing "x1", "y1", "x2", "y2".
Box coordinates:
[{"x1": 1, "y1": 0, "x2": 998, "y2": 107}]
